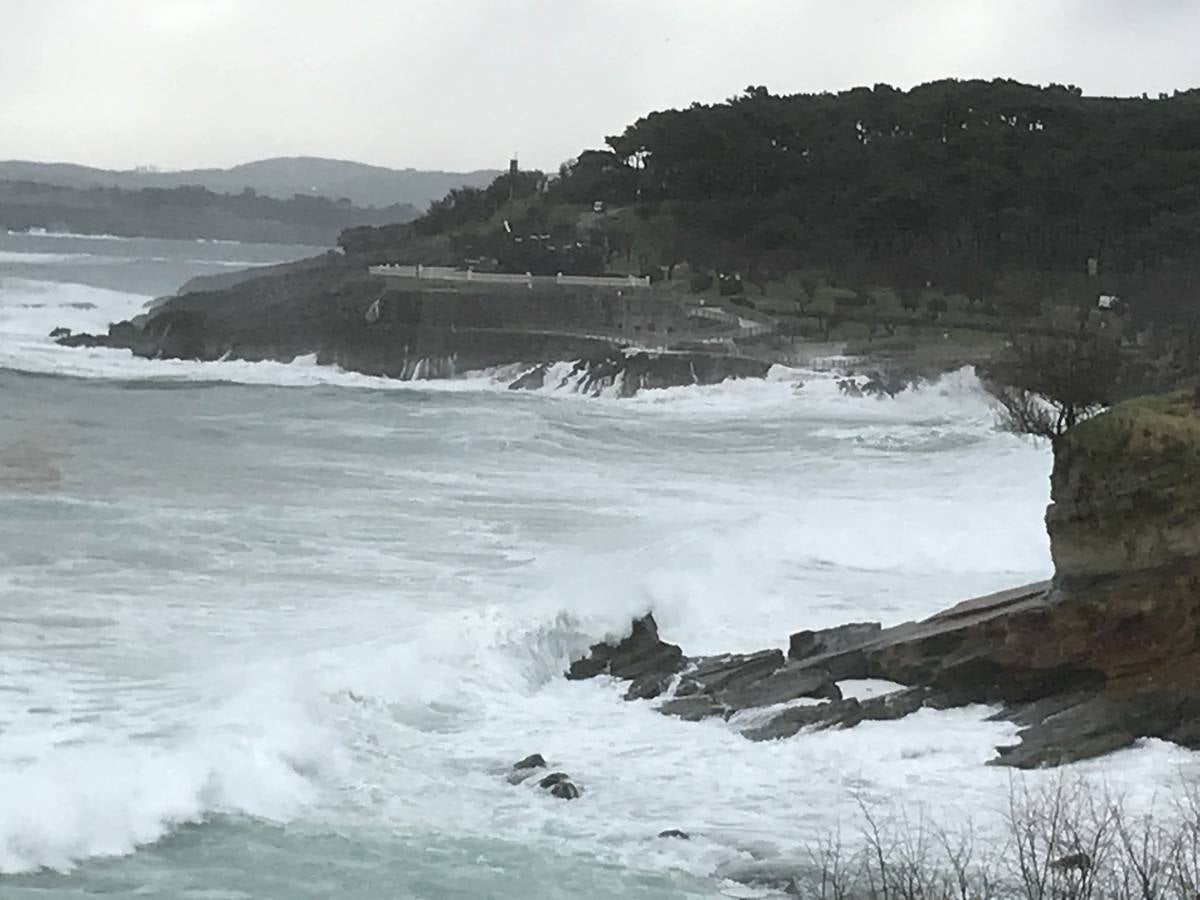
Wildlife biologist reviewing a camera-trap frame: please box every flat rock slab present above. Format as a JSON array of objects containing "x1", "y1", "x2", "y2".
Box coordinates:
[
  {"x1": 743, "y1": 687, "x2": 928, "y2": 741},
  {"x1": 679, "y1": 650, "x2": 784, "y2": 696},
  {"x1": 720, "y1": 662, "x2": 841, "y2": 711},
  {"x1": 789, "y1": 621, "x2": 882, "y2": 661},
  {"x1": 561, "y1": 572, "x2": 1200, "y2": 768}
]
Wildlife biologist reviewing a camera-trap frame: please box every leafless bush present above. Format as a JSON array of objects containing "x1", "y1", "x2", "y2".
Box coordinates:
[
  {"x1": 986, "y1": 320, "x2": 1120, "y2": 443},
  {"x1": 1005, "y1": 776, "x2": 1118, "y2": 900},
  {"x1": 783, "y1": 775, "x2": 1200, "y2": 900},
  {"x1": 806, "y1": 824, "x2": 861, "y2": 900},
  {"x1": 1166, "y1": 777, "x2": 1200, "y2": 897}
]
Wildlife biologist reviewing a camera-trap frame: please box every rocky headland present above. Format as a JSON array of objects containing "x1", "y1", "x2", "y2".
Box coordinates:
[
  {"x1": 560, "y1": 390, "x2": 1200, "y2": 768},
  {"x1": 50, "y1": 255, "x2": 775, "y2": 393}
]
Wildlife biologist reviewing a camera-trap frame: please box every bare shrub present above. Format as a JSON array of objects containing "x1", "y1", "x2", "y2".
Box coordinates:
[
  {"x1": 1111, "y1": 804, "x2": 1175, "y2": 899},
  {"x1": 986, "y1": 320, "x2": 1121, "y2": 443},
  {"x1": 806, "y1": 824, "x2": 862, "y2": 900},
  {"x1": 1004, "y1": 776, "x2": 1118, "y2": 900},
  {"x1": 786, "y1": 774, "x2": 1200, "y2": 900}
]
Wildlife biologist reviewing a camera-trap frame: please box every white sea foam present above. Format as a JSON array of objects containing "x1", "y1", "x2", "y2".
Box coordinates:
[
  {"x1": 4, "y1": 258, "x2": 1192, "y2": 889},
  {"x1": 0, "y1": 250, "x2": 99, "y2": 264},
  {"x1": 6, "y1": 228, "x2": 134, "y2": 241},
  {"x1": 0, "y1": 664, "x2": 334, "y2": 872}
]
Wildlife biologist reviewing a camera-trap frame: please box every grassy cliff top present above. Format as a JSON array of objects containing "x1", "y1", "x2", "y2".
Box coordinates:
[{"x1": 1066, "y1": 390, "x2": 1200, "y2": 463}]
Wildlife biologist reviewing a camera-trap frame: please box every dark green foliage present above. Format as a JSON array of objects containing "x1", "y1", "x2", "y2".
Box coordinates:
[
  {"x1": 559, "y1": 79, "x2": 1200, "y2": 279},
  {"x1": 349, "y1": 78, "x2": 1200, "y2": 329},
  {"x1": 554, "y1": 150, "x2": 637, "y2": 204},
  {"x1": 414, "y1": 170, "x2": 545, "y2": 236}
]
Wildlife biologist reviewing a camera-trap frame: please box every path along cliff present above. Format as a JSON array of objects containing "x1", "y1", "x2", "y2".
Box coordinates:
[{"x1": 565, "y1": 391, "x2": 1200, "y2": 767}]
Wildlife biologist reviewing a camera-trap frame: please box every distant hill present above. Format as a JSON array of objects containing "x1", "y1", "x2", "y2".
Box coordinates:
[
  {"x1": 0, "y1": 157, "x2": 500, "y2": 210},
  {"x1": 0, "y1": 179, "x2": 420, "y2": 245}
]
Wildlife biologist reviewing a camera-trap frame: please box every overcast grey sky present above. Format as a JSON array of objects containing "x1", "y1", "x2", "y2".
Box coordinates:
[{"x1": 3, "y1": 0, "x2": 1197, "y2": 173}]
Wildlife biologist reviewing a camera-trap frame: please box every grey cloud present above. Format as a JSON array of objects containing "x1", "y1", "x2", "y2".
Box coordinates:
[{"x1": 1, "y1": 0, "x2": 1198, "y2": 172}]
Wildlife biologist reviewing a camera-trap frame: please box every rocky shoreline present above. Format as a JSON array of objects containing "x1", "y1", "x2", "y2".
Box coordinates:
[
  {"x1": 558, "y1": 570, "x2": 1197, "y2": 770},
  {"x1": 551, "y1": 393, "x2": 1200, "y2": 769},
  {"x1": 499, "y1": 391, "x2": 1200, "y2": 843}
]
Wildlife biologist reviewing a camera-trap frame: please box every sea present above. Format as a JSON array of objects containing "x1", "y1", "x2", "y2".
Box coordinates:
[{"x1": 0, "y1": 230, "x2": 1195, "y2": 899}]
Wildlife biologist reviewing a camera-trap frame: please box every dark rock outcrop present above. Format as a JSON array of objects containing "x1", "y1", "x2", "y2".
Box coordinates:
[
  {"x1": 537, "y1": 772, "x2": 582, "y2": 800},
  {"x1": 505, "y1": 757, "x2": 582, "y2": 797},
  {"x1": 508, "y1": 353, "x2": 770, "y2": 398},
  {"x1": 566, "y1": 614, "x2": 685, "y2": 683}
]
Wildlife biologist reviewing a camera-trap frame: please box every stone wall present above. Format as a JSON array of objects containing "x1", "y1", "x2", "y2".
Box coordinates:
[{"x1": 379, "y1": 282, "x2": 693, "y2": 346}]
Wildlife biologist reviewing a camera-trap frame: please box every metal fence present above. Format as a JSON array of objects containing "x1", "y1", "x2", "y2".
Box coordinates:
[{"x1": 369, "y1": 264, "x2": 651, "y2": 289}]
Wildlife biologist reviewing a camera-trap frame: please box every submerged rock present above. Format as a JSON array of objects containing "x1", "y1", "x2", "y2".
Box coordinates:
[
  {"x1": 657, "y1": 829, "x2": 690, "y2": 840},
  {"x1": 715, "y1": 859, "x2": 824, "y2": 895},
  {"x1": 505, "y1": 753, "x2": 548, "y2": 784},
  {"x1": 537, "y1": 771, "x2": 581, "y2": 800},
  {"x1": 549, "y1": 781, "x2": 580, "y2": 800}
]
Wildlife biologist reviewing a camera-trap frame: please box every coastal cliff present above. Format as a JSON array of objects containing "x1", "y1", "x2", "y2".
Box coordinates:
[
  {"x1": 1047, "y1": 391, "x2": 1200, "y2": 580},
  {"x1": 52, "y1": 257, "x2": 770, "y2": 392},
  {"x1": 565, "y1": 394, "x2": 1200, "y2": 767}
]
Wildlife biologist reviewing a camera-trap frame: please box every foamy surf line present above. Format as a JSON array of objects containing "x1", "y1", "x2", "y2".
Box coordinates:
[
  {"x1": 0, "y1": 274, "x2": 1000, "y2": 408},
  {"x1": 0, "y1": 339, "x2": 1002, "y2": 415},
  {"x1": 0, "y1": 250, "x2": 101, "y2": 264},
  {"x1": 6, "y1": 228, "x2": 136, "y2": 241},
  {"x1": 0, "y1": 350, "x2": 505, "y2": 393}
]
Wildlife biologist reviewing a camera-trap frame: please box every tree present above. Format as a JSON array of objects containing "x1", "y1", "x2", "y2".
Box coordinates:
[{"x1": 988, "y1": 321, "x2": 1121, "y2": 442}]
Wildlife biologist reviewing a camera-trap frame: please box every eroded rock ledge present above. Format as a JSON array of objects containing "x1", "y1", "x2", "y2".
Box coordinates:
[{"x1": 567, "y1": 577, "x2": 1199, "y2": 768}]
